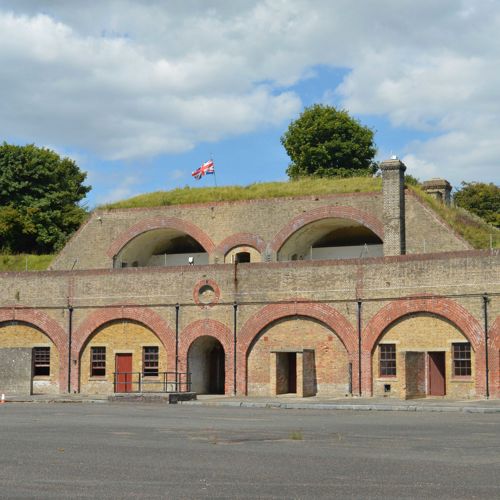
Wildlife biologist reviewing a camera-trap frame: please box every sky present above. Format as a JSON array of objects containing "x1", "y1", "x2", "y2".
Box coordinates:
[{"x1": 0, "y1": 0, "x2": 499, "y2": 207}]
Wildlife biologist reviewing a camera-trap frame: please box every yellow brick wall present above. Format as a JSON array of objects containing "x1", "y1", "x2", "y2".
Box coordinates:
[
  {"x1": 372, "y1": 313, "x2": 476, "y2": 398},
  {"x1": 247, "y1": 317, "x2": 349, "y2": 396},
  {"x1": 80, "y1": 320, "x2": 168, "y2": 395},
  {"x1": 0, "y1": 323, "x2": 59, "y2": 394}
]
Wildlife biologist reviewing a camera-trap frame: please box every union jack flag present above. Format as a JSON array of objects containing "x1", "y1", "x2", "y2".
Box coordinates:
[{"x1": 192, "y1": 160, "x2": 215, "y2": 180}]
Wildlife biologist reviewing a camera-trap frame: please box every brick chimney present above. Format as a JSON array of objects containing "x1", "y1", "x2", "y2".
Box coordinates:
[{"x1": 380, "y1": 157, "x2": 406, "y2": 256}]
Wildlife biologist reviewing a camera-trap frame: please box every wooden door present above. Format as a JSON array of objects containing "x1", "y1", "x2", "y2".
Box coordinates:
[
  {"x1": 428, "y1": 352, "x2": 446, "y2": 396},
  {"x1": 115, "y1": 353, "x2": 133, "y2": 393},
  {"x1": 287, "y1": 353, "x2": 297, "y2": 393}
]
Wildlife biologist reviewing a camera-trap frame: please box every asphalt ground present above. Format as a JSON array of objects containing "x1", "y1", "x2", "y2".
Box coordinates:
[{"x1": 0, "y1": 403, "x2": 499, "y2": 499}]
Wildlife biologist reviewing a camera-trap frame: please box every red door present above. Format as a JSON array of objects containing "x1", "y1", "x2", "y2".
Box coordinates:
[
  {"x1": 115, "y1": 354, "x2": 133, "y2": 393},
  {"x1": 428, "y1": 352, "x2": 446, "y2": 396}
]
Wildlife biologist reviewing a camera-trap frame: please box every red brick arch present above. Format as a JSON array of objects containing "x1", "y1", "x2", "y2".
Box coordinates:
[
  {"x1": 71, "y1": 306, "x2": 176, "y2": 393},
  {"x1": 362, "y1": 297, "x2": 486, "y2": 396},
  {"x1": 179, "y1": 319, "x2": 234, "y2": 394},
  {"x1": 270, "y1": 205, "x2": 384, "y2": 253},
  {"x1": 488, "y1": 315, "x2": 500, "y2": 398},
  {"x1": 213, "y1": 232, "x2": 266, "y2": 257},
  {"x1": 0, "y1": 307, "x2": 68, "y2": 392},
  {"x1": 106, "y1": 216, "x2": 216, "y2": 258},
  {"x1": 237, "y1": 301, "x2": 358, "y2": 394}
]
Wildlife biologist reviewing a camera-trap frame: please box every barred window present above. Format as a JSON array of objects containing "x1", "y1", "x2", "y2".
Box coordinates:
[
  {"x1": 143, "y1": 346, "x2": 159, "y2": 376},
  {"x1": 379, "y1": 344, "x2": 396, "y2": 377},
  {"x1": 91, "y1": 347, "x2": 106, "y2": 377},
  {"x1": 453, "y1": 343, "x2": 471, "y2": 377},
  {"x1": 33, "y1": 347, "x2": 50, "y2": 376}
]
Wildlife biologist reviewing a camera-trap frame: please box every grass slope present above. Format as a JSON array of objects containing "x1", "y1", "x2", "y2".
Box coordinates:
[
  {"x1": 100, "y1": 177, "x2": 382, "y2": 210},
  {"x1": 410, "y1": 186, "x2": 499, "y2": 249},
  {"x1": 0, "y1": 254, "x2": 54, "y2": 272}
]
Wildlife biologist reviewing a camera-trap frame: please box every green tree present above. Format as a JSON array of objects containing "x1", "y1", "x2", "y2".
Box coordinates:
[
  {"x1": 281, "y1": 104, "x2": 377, "y2": 179},
  {"x1": 454, "y1": 181, "x2": 500, "y2": 228},
  {"x1": 0, "y1": 143, "x2": 91, "y2": 253}
]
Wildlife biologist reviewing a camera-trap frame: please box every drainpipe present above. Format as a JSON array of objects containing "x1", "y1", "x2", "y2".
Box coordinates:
[
  {"x1": 67, "y1": 305, "x2": 73, "y2": 393},
  {"x1": 357, "y1": 300, "x2": 362, "y2": 397},
  {"x1": 233, "y1": 301, "x2": 238, "y2": 396},
  {"x1": 483, "y1": 293, "x2": 490, "y2": 399},
  {"x1": 175, "y1": 303, "x2": 180, "y2": 390}
]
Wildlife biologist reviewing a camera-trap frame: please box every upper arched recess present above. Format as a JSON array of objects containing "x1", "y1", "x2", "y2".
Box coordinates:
[
  {"x1": 107, "y1": 217, "x2": 215, "y2": 268},
  {"x1": 272, "y1": 206, "x2": 384, "y2": 262}
]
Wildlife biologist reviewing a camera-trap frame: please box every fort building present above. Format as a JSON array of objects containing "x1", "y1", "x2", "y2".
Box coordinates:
[{"x1": 0, "y1": 158, "x2": 498, "y2": 399}]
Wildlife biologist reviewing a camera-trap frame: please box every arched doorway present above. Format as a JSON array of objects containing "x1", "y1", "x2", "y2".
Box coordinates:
[
  {"x1": 247, "y1": 316, "x2": 349, "y2": 397},
  {"x1": 187, "y1": 336, "x2": 225, "y2": 394},
  {"x1": 371, "y1": 313, "x2": 476, "y2": 399},
  {"x1": 0, "y1": 321, "x2": 60, "y2": 395}
]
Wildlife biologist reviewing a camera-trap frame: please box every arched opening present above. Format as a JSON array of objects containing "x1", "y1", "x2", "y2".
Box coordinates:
[
  {"x1": 224, "y1": 245, "x2": 261, "y2": 263},
  {"x1": 371, "y1": 313, "x2": 476, "y2": 399},
  {"x1": 187, "y1": 336, "x2": 225, "y2": 394},
  {"x1": 79, "y1": 320, "x2": 167, "y2": 395},
  {"x1": 277, "y1": 218, "x2": 383, "y2": 261},
  {"x1": 247, "y1": 316, "x2": 349, "y2": 397},
  {"x1": 0, "y1": 321, "x2": 60, "y2": 395},
  {"x1": 114, "y1": 228, "x2": 209, "y2": 268}
]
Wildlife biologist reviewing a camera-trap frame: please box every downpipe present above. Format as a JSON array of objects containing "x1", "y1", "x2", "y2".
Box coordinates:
[{"x1": 483, "y1": 293, "x2": 490, "y2": 399}]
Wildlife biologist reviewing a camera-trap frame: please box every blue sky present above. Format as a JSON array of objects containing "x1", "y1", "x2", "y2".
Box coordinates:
[{"x1": 0, "y1": 1, "x2": 498, "y2": 208}]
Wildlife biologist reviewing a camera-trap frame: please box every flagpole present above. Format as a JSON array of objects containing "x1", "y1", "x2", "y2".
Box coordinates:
[{"x1": 211, "y1": 155, "x2": 218, "y2": 187}]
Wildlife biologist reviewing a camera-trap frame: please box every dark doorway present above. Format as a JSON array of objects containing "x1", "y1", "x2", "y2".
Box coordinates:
[
  {"x1": 188, "y1": 336, "x2": 226, "y2": 394},
  {"x1": 287, "y1": 353, "x2": 297, "y2": 393},
  {"x1": 428, "y1": 352, "x2": 446, "y2": 396},
  {"x1": 276, "y1": 352, "x2": 297, "y2": 394},
  {"x1": 115, "y1": 353, "x2": 133, "y2": 393},
  {"x1": 208, "y1": 343, "x2": 225, "y2": 394}
]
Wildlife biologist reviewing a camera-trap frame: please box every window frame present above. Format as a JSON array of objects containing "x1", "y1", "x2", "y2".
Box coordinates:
[
  {"x1": 143, "y1": 346, "x2": 159, "y2": 377},
  {"x1": 90, "y1": 346, "x2": 106, "y2": 377},
  {"x1": 452, "y1": 342, "x2": 472, "y2": 377},
  {"x1": 379, "y1": 344, "x2": 397, "y2": 377},
  {"x1": 33, "y1": 347, "x2": 50, "y2": 377}
]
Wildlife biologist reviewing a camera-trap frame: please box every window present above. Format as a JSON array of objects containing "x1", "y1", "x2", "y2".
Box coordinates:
[
  {"x1": 143, "y1": 347, "x2": 159, "y2": 376},
  {"x1": 379, "y1": 344, "x2": 396, "y2": 377},
  {"x1": 33, "y1": 347, "x2": 50, "y2": 376},
  {"x1": 91, "y1": 347, "x2": 106, "y2": 376},
  {"x1": 453, "y1": 343, "x2": 471, "y2": 376}
]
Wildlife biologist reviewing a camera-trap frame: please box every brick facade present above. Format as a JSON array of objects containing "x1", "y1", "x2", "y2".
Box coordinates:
[{"x1": 0, "y1": 187, "x2": 498, "y2": 399}]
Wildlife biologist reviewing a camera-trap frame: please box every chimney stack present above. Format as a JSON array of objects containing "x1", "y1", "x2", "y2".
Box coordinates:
[{"x1": 380, "y1": 157, "x2": 406, "y2": 256}]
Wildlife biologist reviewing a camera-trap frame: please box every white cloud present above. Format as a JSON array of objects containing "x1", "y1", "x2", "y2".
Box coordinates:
[
  {"x1": 0, "y1": 0, "x2": 499, "y2": 183},
  {"x1": 96, "y1": 175, "x2": 140, "y2": 204}
]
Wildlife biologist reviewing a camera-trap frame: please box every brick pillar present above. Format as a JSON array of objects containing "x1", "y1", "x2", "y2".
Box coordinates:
[{"x1": 380, "y1": 158, "x2": 406, "y2": 256}]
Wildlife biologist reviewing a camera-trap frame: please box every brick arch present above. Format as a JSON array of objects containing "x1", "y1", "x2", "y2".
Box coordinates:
[
  {"x1": 213, "y1": 232, "x2": 266, "y2": 256},
  {"x1": 238, "y1": 302, "x2": 357, "y2": 394},
  {"x1": 489, "y1": 316, "x2": 500, "y2": 398},
  {"x1": 0, "y1": 307, "x2": 68, "y2": 392},
  {"x1": 362, "y1": 297, "x2": 486, "y2": 396},
  {"x1": 71, "y1": 306, "x2": 176, "y2": 393},
  {"x1": 106, "y1": 216, "x2": 216, "y2": 258},
  {"x1": 270, "y1": 205, "x2": 384, "y2": 253},
  {"x1": 179, "y1": 319, "x2": 234, "y2": 394}
]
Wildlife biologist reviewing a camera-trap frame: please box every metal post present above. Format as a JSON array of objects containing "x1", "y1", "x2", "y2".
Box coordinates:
[
  {"x1": 483, "y1": 293, "x2": 490, "y2": 399},
  {"x1": 357, "y1": 300, "x2": 362, "y2": 397},
  {"x1": 67, "y1": 305, "x2": 73, "y2": 393},
  {"x1": 175, "y1": 303, "x2": 180, "y2": 391},
  {"x1": 233, "y1": 301, "x2": 238, "y2": 396}
]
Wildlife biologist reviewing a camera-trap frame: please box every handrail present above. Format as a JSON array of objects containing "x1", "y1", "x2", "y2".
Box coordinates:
[{"x1": 113, "y1": 371, "x2": 192, "y2": 393}]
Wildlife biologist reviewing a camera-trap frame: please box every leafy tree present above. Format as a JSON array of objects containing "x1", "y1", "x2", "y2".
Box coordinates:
[
  {"x1": 454, "y1": 181, "x2": 500, "y2": 228},
  {"x1": 281, "y1": 104, "x2": 377, "y2": 179},
  {"x1": 0, "y1": 143, "x2": 91, "y2": 253}
]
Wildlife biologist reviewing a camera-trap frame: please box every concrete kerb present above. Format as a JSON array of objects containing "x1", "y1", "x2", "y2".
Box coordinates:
[{"x1": 1, "y1": 394, "x2": 499, "y2": 413}]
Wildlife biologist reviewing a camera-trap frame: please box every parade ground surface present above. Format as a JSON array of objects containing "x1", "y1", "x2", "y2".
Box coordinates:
[{"x1": 0, "y1": 402, "x2": 499, "y2": 498}]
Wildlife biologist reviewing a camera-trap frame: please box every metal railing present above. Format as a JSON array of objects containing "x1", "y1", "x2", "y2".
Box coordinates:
[{"x1": 113, "y1": 371, "x2": 192, "y2": 393}]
